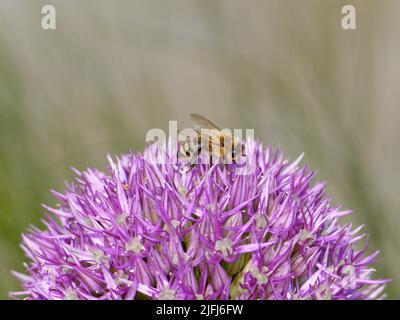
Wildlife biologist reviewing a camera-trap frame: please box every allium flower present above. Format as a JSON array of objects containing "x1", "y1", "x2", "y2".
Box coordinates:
[{"x1": 11, "y1": 140, "x2": 389, "y2": 300}]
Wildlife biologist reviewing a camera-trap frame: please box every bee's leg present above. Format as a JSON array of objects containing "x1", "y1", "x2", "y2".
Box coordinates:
[
  {"x1": 183, "y1": 145, "x2": 201, "y2": 173},
  {"x1": 190, "y1": 145, "x2": 202, "y2": 166},
  {"x1": 184, "y1": 164, "x2": 194, "y2": 173},
  {"x1": 184, "y1": 154, "x2": 198, "y2": 173},
  {"x1": 197, "y1": 145, "x2": 202, "y2": 161},
  {"x1": 208, "y1": 139, "x2": 213, "y2": 165}
]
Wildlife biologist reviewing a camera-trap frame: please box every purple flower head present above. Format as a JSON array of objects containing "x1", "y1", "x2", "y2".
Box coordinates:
[{"x1": 11, "y1": 139, "x2": 389, "y2": 300}]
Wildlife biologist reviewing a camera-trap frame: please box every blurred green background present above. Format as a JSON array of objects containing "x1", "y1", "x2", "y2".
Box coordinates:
[{"x1": 0, "y1": 0, "x2": 399, "y2": 299}]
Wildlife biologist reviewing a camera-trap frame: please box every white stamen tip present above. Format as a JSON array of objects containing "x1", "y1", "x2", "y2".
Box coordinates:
[
  {"x1": 215, "y1": 238, "x2": 234, "y2": 257},
  {"x1": 125, "y1": 237, "x2": 144, "y2": 254}
]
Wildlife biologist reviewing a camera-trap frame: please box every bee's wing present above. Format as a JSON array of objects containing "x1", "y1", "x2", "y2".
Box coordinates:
[{"x1": 190, "y1": 113, "x2": 221, "y2": 132}]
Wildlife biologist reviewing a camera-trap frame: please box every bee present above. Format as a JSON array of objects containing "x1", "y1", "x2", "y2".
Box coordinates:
[{"x1": 179, "y1": 113, "x2": 245, "y2": 166}]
